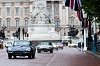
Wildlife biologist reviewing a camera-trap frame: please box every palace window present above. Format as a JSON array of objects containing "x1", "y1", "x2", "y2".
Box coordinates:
[
  {"x1": 55, "y1": 7, "x2": 59, "y2": 13},
  {"x1": 16, "y1": 20, "x2": 19, "y2": 27},
  {"x1": 7, "y1": 20, "x2": 10, "y2": 27},
  {"x1": 70, "y1": 19, "x2": 74, "y2": 27},
  {"x1": 15, "y1": 8, "x2": 19, "y2": 14},
  {"x1": 25, "y1": 20, "x2": 28, "y2": 27},
  {"x1": 47, "y1": 8, "x2": 51, "y2": 12},
  {"x1": 24, "y1": 7, "x2": 28, "y2": 14},
  {"x1": 7, "y1": 8, "x2": 10, "y2": 14}
]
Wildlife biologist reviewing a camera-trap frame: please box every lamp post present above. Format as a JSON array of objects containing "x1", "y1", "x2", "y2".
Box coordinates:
[
  {"x1": 93, "y1": 17, "x2": 97, "y2": 52},
  {"x1": 82, "y1": 10, "x2": 87, "y2": 51}
]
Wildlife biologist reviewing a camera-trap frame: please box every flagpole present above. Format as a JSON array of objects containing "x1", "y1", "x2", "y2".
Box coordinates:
[
  {"x1": 83, "y1": 18, "x2": 87, "y2": 51},
  {"x1": 82, "y1": 10, "x2": 87, "y2": 51}
]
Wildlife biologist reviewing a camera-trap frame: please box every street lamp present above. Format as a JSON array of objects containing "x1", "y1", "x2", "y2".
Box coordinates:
[
  {"x1": 82, "y1": 9, "x2": 87, "y2": 51},
  {"x1": 93, "y1": 17, "x2": 97, "y2": 52}
]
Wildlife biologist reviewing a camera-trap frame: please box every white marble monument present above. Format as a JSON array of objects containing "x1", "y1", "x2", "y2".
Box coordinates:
[{"x1": 28, "y1": 0, "x2": 59, "y2": 40}]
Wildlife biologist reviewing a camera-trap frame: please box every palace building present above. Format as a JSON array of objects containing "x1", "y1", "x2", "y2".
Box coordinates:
[{"x1": 0, "y1": 0, "x2": 82, "y2": 39}]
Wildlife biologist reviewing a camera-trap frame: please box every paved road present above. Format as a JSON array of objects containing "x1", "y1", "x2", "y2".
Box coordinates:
[{"x1": 0, "y1": 47, "x2": 100, "y2": 66}]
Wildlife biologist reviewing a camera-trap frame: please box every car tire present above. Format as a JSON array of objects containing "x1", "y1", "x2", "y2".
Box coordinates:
[
  {"x1": 32, "y1": 53, "x2": 35, "y2": 59},
  {"x1": 50, "y1": 50, "x2": 53, "y2": 53},
  {"x1": 8, "y1": 54, "x2": 12, "y2": 59},
  {"x1": 38, "y1": 50, "x2": 41, "y2": 53}
]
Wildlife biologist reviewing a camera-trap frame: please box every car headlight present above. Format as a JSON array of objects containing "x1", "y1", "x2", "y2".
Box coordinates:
[
  {"x1": 26, "y1": 47, "x2": 31, "y2": 51},
  {"x1": 8, "y1": 47, "x2": 11, "y2": 51}
]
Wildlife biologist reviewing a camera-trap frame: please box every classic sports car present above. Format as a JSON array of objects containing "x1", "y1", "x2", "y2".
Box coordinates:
[
  {"x1": 6, "y1": 40, "x2": 36, "y2": 59},
  {"x1": 37, "y1": 41, "x2": 53, "y2": 53}
]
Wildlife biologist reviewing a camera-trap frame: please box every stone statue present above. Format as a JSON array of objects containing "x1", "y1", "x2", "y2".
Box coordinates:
[{"x1": 30, "y1": 0, "x2": 55, "y2": 24}]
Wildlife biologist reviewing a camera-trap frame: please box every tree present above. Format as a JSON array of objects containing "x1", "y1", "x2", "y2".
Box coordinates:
[{"x1": 82, "y1": 0, "x2": 100, "y2": 22}]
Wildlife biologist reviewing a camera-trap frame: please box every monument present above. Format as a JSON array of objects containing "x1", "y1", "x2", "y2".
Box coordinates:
[{"x1": 28, "y1": 0, "x2": 59, "y2": 40}]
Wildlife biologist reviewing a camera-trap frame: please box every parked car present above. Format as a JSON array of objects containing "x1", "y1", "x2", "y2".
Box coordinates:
[
  {"x1": 56, "y1": 42, "x2": 63, "y2": 49},
  {"x1": 52, "y1": 42, "x2": 58, "y2": 50},
  {"x1": 68, "y1": 42, "x2": 78, "y2": 48},
  {"x1": 6, "y1": 40, "x2": 36, "y2": 59},
  {"x1": 37, "y1": 41, "x2": 53, "y2": 53}
]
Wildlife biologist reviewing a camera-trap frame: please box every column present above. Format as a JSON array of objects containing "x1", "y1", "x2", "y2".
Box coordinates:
[
  {"x1": 2, "y1": 2, "x2": 6, "y2": 25},
  {"x1": 59, "y1": 1, "x2": 62, "y2": 25},
  {"x1": 11, "y1": 2, "x2": 14, "y2": 25},
  {"x1": 30, "y1": 2, "x2": 33, "y2": 13},
  {"x1": 65, "y1": 7, "x2": 69, "y2": 25},
  {"x1": 52, "y1": 1, "x2": 54, "y2": 19}
]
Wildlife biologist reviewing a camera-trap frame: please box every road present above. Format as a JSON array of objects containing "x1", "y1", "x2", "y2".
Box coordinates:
[{"x1": 0, "y1": 47, "x2": 100, "y2": 66}]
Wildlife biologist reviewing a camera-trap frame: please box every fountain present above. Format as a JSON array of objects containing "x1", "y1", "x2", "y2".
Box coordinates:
[{"x1": 28, "y1": 0, "x2": 59, "y2": 40}]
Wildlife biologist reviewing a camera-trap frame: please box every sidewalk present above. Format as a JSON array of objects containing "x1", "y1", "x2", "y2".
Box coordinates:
[{"x1": 85, "y1": 50, "x2": 100, "y2": 59}]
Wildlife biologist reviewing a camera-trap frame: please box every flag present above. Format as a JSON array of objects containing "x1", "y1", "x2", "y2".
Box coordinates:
[
  {"x1": 74, "y1": 0, "x2": 79, "y2": 11},
  {"x1": 75, "y1": 0, "x2": 87, "y2": 28},
  {"x1": 65, "y1": 0, "x2": 79, "y2": 10},
  {"x1": 65, "y1": 0, "x2": 70, "y2": 7},
  {"x1": 70, "y1": 0, "x2": 74, "y2": 9},
  {"x1": 77, "y1": 10, "x2": 83, "y2": 21},
  {"x1": 65, "y1": 0, "x2": 88, "y2": 28}
]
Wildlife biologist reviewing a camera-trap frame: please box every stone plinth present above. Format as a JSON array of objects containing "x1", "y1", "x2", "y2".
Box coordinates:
[{"x1": 28, "y1": 24, "x2": 60, "y2": 40}]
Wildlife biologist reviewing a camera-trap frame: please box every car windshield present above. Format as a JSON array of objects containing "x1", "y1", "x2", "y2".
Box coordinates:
[
  {"x1": 14, "y1": 41, "x2": 30, "y2": 46},
  {"x1": 56, "y1": 42, "x2": 62, "y2": 44},
  {"x1": 40, "y1": 42, "x2": 51, "y2": 45},
  {"x1": 52, "y1": 43, "x2": 57, "y2": 45}
]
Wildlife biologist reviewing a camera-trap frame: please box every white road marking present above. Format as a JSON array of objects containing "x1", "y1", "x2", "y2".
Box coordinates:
[{"x1": 46, "y1": 51, "x2": 59, "y2": 66}]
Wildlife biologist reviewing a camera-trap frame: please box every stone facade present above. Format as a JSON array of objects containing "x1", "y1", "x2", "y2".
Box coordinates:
[{"x1": 0, "y1": 0, "x2": 83, "y2": 39}]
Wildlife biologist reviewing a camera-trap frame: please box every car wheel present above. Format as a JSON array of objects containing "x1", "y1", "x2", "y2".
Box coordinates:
[
  {"x1": 32, "y1": 53, "x2": 35, "y2": 59},
  {"x1": 50, "y1": 50, "x2": 53, "y2": 53},
  {"x1": 38, "y1": 50, "x2": 41, "y2": 53},
  {"x1": 8, "y1": 54, "x2": 12, "y2": 59}
]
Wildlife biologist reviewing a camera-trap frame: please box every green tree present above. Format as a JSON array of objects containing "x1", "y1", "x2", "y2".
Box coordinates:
[{"x1": 82, "y1": 0, "x2": 100, "y2": 22}]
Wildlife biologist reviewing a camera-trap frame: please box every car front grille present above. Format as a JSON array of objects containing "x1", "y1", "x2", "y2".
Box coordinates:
[{"x1": 13, "y1": 51, "x2": 23, "y2": 54}]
